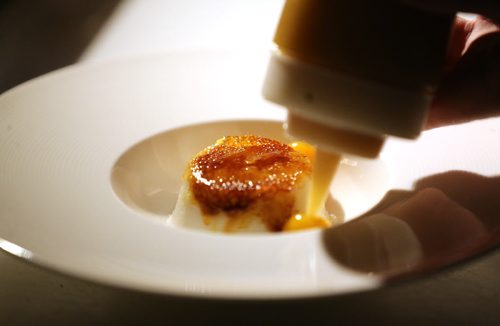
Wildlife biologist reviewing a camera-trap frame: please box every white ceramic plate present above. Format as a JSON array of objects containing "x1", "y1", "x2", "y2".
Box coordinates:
[{"x1": 0, "y1": 51, "x2": 499, "y2": 299}]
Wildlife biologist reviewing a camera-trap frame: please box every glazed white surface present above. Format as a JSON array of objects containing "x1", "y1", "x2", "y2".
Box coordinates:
[
  {"x1": 0, "y1": 52, "x2": 384, "y2": 299},
  {"x1": 2, "y1": 49, "x2": 499, "y2": 298}
]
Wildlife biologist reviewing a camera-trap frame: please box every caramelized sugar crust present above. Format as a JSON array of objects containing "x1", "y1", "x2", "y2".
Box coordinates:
[{"x1": 188, "y1": 136, "x2": 311, "y2": 231}]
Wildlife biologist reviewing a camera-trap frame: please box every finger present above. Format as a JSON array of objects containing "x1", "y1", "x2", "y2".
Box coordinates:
[
  {"x1": 425, "y1": 17, "x2": 500, "y2": 129},
  {"x1": 443, "y1": 16, "x2": 471, "y2": 72},
  {"x1": 425, "y1": 19, "x2": 500, "y2": 129}
]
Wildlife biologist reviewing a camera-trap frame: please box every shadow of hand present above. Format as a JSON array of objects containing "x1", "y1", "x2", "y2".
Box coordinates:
[{"x1": 321, "y1": 171, "x2": 500, "y2": 279}]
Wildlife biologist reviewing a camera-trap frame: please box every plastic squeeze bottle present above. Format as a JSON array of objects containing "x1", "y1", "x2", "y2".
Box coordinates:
[{"x1": 262, "y1": 0, "x2": 456, "y2": 217}]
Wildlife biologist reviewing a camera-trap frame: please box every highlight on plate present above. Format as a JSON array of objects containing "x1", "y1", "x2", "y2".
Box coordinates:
[{"x1": 170, "y1": 135, "x2": 342, "y2": 233}]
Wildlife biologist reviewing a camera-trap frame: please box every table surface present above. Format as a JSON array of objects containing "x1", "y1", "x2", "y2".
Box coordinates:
[{"x1": 1, "y1": 1, "x2": 499, "y2": 324}]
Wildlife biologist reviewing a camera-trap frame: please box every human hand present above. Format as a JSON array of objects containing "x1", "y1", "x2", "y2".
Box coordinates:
[
  {"x1": 404, "y1": 1, "x2": 500, "y2": 129},
  {"x1": 426, "y1": 16, "x2": 500, "y2": 129}
]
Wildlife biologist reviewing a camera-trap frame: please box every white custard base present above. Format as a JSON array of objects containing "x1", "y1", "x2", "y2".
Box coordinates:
[
  {"x1": 170, "y1": 175, "x2": 313, "y2": 233},
  {"x1": 170, "y1": 182, "x2": 272, "y2": 232}
]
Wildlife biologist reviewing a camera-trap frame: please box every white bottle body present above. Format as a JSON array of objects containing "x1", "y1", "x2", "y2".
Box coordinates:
[{"x1": 262, "y1": 0, "x2": 455, "y2": 157}]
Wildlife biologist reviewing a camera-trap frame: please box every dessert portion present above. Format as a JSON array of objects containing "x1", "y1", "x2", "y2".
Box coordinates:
[{"x1": 170, "y1": 135, "x2": 331, "y2": 233}]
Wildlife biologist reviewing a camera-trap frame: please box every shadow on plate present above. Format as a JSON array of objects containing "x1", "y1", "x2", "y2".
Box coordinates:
[{"x1": 322, "y1": 170, "x2": 500, "y2": 280}]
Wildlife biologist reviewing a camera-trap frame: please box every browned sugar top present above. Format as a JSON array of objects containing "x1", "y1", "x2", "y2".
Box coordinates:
[{"x1": 188, "y1": 135, "x2": 311, "y2": 215}]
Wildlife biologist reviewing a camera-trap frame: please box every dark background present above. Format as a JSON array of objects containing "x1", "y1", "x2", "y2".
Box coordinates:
[
  {"x1": 0, "y1": 0, "x2": 120, "y2": 93},
  {"x1": 2, "y1": 248, "x2": 500, "y2": 325},
  {"x1": 1, "y1": 1, "x2": 500, "y2": 324}
]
